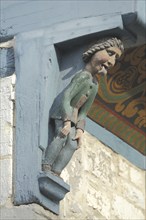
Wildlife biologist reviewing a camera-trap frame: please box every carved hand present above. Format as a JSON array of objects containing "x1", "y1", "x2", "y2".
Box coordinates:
[
  {"x1": 60, "y1": 121, "x2": 71, "y2": 137},
  {"x1": 73, "y1": 128, "x2": 84, "y2": 148}
]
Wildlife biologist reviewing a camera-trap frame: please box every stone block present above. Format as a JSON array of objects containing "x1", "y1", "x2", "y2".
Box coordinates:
[
  {"x1": 111, "y1": 195, "x2": 145, "y2": 220},
  {"x1": 0, "y1": 120, "x2": 12, "y2": 139},
  {"x1": 130, "y1": 166, "x2": 146, "y2": 189},
  {"x1": 121, "y1": 180, "x2": 145, "y2": 209},
  {"x1": 0, "y1": 159, "x2": 12, "y2": 206},
  {"x1": 118, "y1": 157, "x2": 130, "y2": 179},
  {"x1": 86, "y1": 188, "x2": 111, "y2": 219},
  {"x1": 0, "y1": 143, "x2": 12, "y2": 157},
  {"x1": 91, "y1": 150, "x2": 118, "y2": 188}
]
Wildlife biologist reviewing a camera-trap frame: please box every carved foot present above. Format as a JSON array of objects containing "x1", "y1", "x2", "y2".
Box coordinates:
[
  {"x1": 42, "y1": 164, "x2": 61, "y2": 177},
  {"x1": 42, "y1": 164, "x2": 51, "y2": 172},
  {"x1": 51, "y1": 170, "x2": 61, "y2": 177}
]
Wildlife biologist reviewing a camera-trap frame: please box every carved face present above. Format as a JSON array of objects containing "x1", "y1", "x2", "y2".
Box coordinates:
[{"x1": 86, "y1": 46, "x2": 122, "y2": 75}]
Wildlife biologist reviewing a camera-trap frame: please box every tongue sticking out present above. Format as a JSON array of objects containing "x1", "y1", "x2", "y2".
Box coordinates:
[{"x1": 98, "y1": 65, "x2": 107, "y2": 75}]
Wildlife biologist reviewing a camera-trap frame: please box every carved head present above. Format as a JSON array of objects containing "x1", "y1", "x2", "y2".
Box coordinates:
[{"x1": 83, "y1": 37, "x2": 124, "y2": 75}]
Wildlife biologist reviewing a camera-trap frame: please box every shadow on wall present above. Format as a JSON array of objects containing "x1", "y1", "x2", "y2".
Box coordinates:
[{"x1": 0, "y1": 47, "x2": 15, "y2": 78}]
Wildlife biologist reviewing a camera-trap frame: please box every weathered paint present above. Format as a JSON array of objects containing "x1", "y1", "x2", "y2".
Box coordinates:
[{"x1": 1, "y1": 0, "x2": 134, "y2": 38}]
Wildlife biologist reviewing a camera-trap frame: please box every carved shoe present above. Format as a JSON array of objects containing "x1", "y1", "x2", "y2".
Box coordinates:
[{"x1": 42, "y1": 164, "x2": 51, "y2": 172}]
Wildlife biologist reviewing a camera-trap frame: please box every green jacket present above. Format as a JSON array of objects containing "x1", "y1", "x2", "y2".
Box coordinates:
[{"x1": 51, "y1": 70, "x2": 98, "y2": 131}]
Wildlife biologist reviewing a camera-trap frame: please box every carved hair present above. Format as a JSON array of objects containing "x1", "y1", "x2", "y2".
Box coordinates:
[{"x1": 82, "y1": 37, "x2": 124, "y2": 63}]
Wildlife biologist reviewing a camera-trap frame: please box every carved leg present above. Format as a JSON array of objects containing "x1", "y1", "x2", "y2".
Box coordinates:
[
  {"x1": 51, "y1": 127, "x2": 77, "y2": 175},
  {"x1": 42, "y1": 120, "x2": 67, "y2": 171}
]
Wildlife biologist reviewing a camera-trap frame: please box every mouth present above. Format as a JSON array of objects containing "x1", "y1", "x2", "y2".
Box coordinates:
[
  {"x1": 102, "y1": 64, "x2": 109, "y2": 71},
  {"x1": 98, "y1": 65, "x2": 108, "y2": 75}
]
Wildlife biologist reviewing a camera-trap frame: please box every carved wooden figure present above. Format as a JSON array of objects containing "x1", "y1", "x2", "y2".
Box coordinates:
[{"x1": 42, "y1": 37, "x2": 124, "y2": 176}]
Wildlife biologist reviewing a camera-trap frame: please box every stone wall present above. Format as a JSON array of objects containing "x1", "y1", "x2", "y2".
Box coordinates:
[
  {"x1": 0, "y1": 75, "x2": 14, "y2": 206},
  {"x1": 0, "y1": 76, "x2": 145, "y2": 220},
  {"x1": 61, "y1": 132, "x2": 146, "y2": 220}
]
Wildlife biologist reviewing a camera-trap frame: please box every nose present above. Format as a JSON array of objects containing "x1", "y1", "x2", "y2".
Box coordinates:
[{"x1": 106, "y1": 55, "x2": 116, "y2": 68}]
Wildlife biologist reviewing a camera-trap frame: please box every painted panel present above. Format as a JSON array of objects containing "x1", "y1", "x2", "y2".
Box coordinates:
[{"x1": 88, "y1": 44, "x2": 146, "y2": 155}]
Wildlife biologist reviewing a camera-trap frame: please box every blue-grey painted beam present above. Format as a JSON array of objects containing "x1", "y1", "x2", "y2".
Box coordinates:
[
  {"x1": 15, "y1": 14, "x2": 124, "y2": 45},
  {"x1": 1, "y1": 0, "x2": 134, "y2": 37}
]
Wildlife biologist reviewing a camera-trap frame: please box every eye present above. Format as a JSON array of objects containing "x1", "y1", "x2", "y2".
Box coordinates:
[{"x1": 107, "y1": 50, "x2": 115, "y2": 56}]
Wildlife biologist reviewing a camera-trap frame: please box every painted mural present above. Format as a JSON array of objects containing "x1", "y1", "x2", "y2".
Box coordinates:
[{"x1": 88, "y1": 44, "x2": 146, "y2": 155}]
